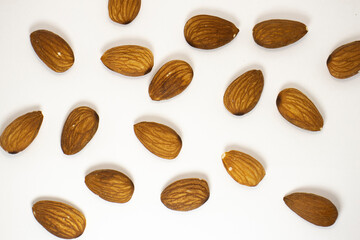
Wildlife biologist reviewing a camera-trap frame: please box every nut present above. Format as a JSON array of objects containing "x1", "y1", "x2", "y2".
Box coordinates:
[{"x1": 108, "y1": 0, "x2": 141, "y2": 24}]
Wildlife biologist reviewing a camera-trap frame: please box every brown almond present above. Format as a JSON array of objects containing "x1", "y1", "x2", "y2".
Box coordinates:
[
  {"x1": 149, "y1": 60, "x2": 193, "y2": 101},
  {"x1": 133, "y1": 121, "x2": 181, "y2": 159},
  {"x1": 223, "y1": 69, "x2": 264, "y2": 115},
  {"x1": 284, "y1": 192, "x2": 338, "y2": 227},
  {"x1": 101, "y1": 45, "x2": 154, "y2": 76},
  {"x1": 184, "y1": 14, "x2": 239, "y2": 49},
  {"x1": 327, "y1": 40, "x2": 360, "y2": 79},
  {"x1": 161, "y1": 178, "x2": 210, "y2": 211},
  {"x1": 61, "y1": 106, "x2": 99, "y2": 155},
  {"x1": 85, "y1": 169, "x2": 134, "y2": 203},
  {"x1": 108, "y1": 0, "x2": 141, "y2": 24},
  {"x1": 0, "y1": 111, "x2": 43, "y2": 154},
  {"x1": 33, "y1": 200, "x2": 86, "y2": 239},
  {"x1": 253, "y1": 19, "x2": 307, "y2": 48},
  {"x1": 276, "y1": 88, "x2": 323, "y2": 131},
  {"x1": 30, "y1": 29, "x2": 74, "y2": 72}
]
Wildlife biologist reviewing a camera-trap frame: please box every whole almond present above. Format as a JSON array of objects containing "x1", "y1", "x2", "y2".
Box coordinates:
[
  {"x1": 327, "y1": 40, "x2": 360, "y2": 79},
  {"x1": 30, "y1": 29, "x2": 74, "y2": 72},
  {"x1": 108, "y1": 0, "x2": 141, "y2": 24},
  {"x1": 184, "y1": 14, "x2": 239, "y2": 49},
  {"x1": 149, "y1": 60, "x2": 193, "y2": 101},
  {"x1": 101, "y1": 45, "x2": 154, "y2": 76},
  {"x1": 61, "y1": 106, "x2": 99, "y2": 155},
  {"x1": 222, "y1": 150, "x2": 265, "y2": 186},
  {"x1": 161, "y1": 178, "x2": 210, "y2": 211},
  {"x1": 133, "y1": 121, "x2": 182, "y2": 159},
  {"x1": 253, "y1": 19, "x2": 307, "y2": 48},
  {"x1": 33, "y1": 200, "x2": 86, "y2": 239},
  {"x1": 276, "y1": 88, "x2": 323, "y2": 131},
  {"x1": 85, "y1": 169, "x2": 134, "y2": 203},
  {"x1": 223, "y1": 69, "x2": 264, "y2": 115},
  {"x1": 284, "y1": 192, "x2": 338, "y2": 227},
  {"x1": 0, "y1": 111, "x2": 43, "y2": 154}
]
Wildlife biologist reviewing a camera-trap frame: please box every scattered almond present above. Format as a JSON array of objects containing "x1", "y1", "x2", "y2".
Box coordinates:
[{"x1": 108, "y1": 0, "x2": 141, "y2": 24}]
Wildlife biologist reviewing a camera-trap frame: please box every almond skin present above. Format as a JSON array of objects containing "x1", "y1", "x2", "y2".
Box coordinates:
[
  {"x1": 276, "y1": 88, "x2": 323, "y2": 131},
  {"x1": 284, "y1": 192, "x2": 338, "y2": 227},
  {"x1": 0, "y1": 111, "x2": 43, "y2": 154},
  {"x1": 161, "y1": 178, "x2": 210, "y2": 211},
  {"x1": 253, "y1": 19, "x2": 307, "y2": 48},
  {"x1": 108, "y1": 0, "x2": 141, "y2": 24},
  {"x1": 223, "y1": 69, "x2": 264, "y2": 115},
  {"x1": 101, "y1": 45, "x2": 154, "y2": 76},
  {"x1": 85, "y1": 169, "x2": 134, "y2": 203},
  {"x1": 30, "y1": 29, "x2": 74, "y2": 72},
  {"x1": 61, "y1": 106, "x2": 99, "y2": 155},
  {"x1": 184, "y1": 14, "x2": 239, "y2": 49},
  {"x1": 327, "y1": 40, "x2": 360, "y2": 79},
  {"x1": 33, "y1": 200, "x2": 86, "y2": 239},
  {"x1": 149, "y1": 60, "x2": 193, "y2": 101}
]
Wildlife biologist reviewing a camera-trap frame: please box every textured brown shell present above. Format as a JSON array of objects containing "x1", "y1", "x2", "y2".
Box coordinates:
[{"x1": 108, "y1": 0, "x2": 141, "y2": 24}]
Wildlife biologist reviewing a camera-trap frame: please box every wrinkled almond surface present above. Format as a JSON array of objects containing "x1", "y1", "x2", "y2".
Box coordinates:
[{"x1": 108, "y1": 0, "x2": 141, "y2": 24}]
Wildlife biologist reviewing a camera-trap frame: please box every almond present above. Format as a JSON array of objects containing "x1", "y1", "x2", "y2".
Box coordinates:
[
  {"x1": 327, "y1": 40, "x2": 360, "y2": 79},
  {"x1": 223, "y1": 69, "x2": 264, "y2": 115},
  {"x1": 284, "y1": 192, "x2": 338, "y2": 227},
  {"x1": 61, "y1": 106, "x2": 99, "y2": 155},
  {"x1": 184, "y1": 14, "x2": 239, "y2": 49},
  {"x1": 253, "y1": 19, "x2": 307, "y2": 48},
  {"x1": 30, "y1": 29, "x2": 74, "y2": 72},
  {"x1": 101, "y1": 45, "x2": 154, "y2": 76},
  {"x1": 0, "y1": 111, "x2": 43, "y2": 154},
  {"x1": 161, "y1": 178, "x2": 210, "y2": 211},
  {"x1": 108, "y1": 0, "x2": 141, "y2": 24},
  {"x1": 33, "y1": 200, "x2": 86, "y2": 239},
  {"x1": 149, "y1": 60, "x2": 193, "y2": 101}
]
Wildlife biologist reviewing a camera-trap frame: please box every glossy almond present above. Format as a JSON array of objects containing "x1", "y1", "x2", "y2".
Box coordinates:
[
  {"x1": 0, "y1": 111, "x2": 43, "y2": 154},
  {"x1": 30, "y1": 29, "x2": 74, "y2": 72},
  {"x1": 134, "y1": 121, "x2": 182, "y2": 159},
  {"x1": 223, "y1": 69, "x2": 264, "y2": 115},
  {"x1": 61, "y1": 106, "x2": 99, "y2": 155},
  {"x1": 284, "y1": 192, "x2": 338, "y2": 227},
  {"x1": 149, "y1": 60, "x2": 193, "y2": 101},
  {"x1": 253, "y1": 19, "x2": 307, "y2": 48},
  {"x1": 101, "y1": 45, "x2": 153, "y2": 76},
  {"x1": 108, "y1": 0, "x2": 141, "y2": 24},
  {"x1": 33, "y1": 200, "x2": 86, "y2": 239},
  {"x1": 327, "y1": 40, "x2": 360, "y2": 79},
  {"x1": 184, "y1": 14, "x2": 239, "y2": 49},
  {"x1": 161, "y1": 178, "x2": 209, "y2": 211}
]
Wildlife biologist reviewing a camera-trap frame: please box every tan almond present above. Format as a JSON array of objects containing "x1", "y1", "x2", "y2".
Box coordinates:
[
  {"x1": 184, "y1": 14, "x2": 239, "y2": 49},
  {"x1": 253, "y1": 19, "x2": 307, "y2": 48},
  {"x1": 133, "y1": 121, "x2": 181, "y2": 159},
  {"x1": 284, "y1": 192, "x2": 338, "y2": 227},
  {"x1": 108, "y1": 0, "x2": 141, "y2": 24},
  {"x1": 30, "y1": 29, "x2": 74, "y2": 72},
  {"x1": 276, "y1": 88, "x2": 323, "y2": 131},
  {"x1": 327, "y1": 40, "x2": 360, "y2": 79},
  {"x1": 61, "y1": 106, "x2": 99, "y2": 155},
  {"x1": 33, "y1": 200, "x2": 86, "y2": 239},
  {"x1": 0, "y1": 111, "x2": 43, "y2": 154},
  {"x1": 101, "y1": 45, "x2": 153, "y2": 76},
  {"x1": 149, "y1": 60, "x2": 193, "y2": 101},
  {"x1": 161, "y1": 178, "x2": 210, "y2": 211}
]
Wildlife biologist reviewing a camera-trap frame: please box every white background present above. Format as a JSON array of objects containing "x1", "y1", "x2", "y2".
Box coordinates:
[{"x1": 0, "y1": 0, "x2": 360, "y2": 239}]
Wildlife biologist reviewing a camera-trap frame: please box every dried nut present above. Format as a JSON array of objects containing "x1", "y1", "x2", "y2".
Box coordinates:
[
  {"x1": 30, "y1": 29, "x2": 74, "y2": 72},
  {"x1": 101, "y1": 45, "x2": 154, "y2": 76},
  {"x1": 253, "y1": 19, "x2": 307, "y2": 48},
  {"x1": 222, "y1": 150, "x2": 265, "y2": 186},
  {"x1": 223, "y1": 69, "x2": 264, "y2": 115},
  {"x1": 327, "y1": 40, "x2": 360, "y2": 79},
  {"x1": 284, "y1": 192, "x2": 338, "y2": 227},
  {"x1": 85, "y1": 169, "x2": 134, "y2": 203},
  {"x1": 133, "y1": 121, "x2": 182, "y2": 159},
  {"x1": 61, "y1": 106, "x2": 99, "y2": 155},
  {"x1": 184, "y1": 14, "x2": 239, "y2": 49},
  {"x1": 108, "y1": 0, "x2": 141, "y2": 24},
  {"x1": 149, "y1": 60, "x2": 193, "y2": 101},
  {"x1": 32, "y1": 200, "x2": 86, "y2": 239},
  {"x1": 161, "y1": 178, "x2": 210, "y2": 211},
  {"x1": 276, "y1": 88, "x2": 323, "y2": 131},
  {"x1": 0, "y1": 111, "x2": 43, "y2": 154}
]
